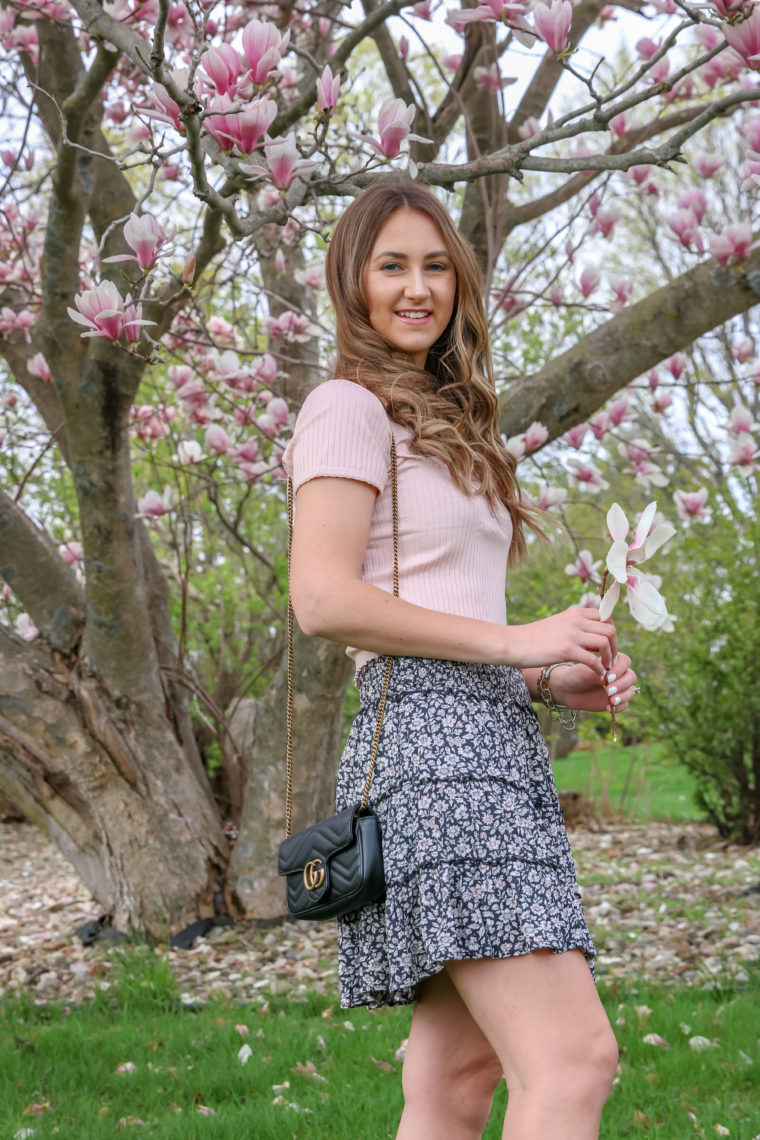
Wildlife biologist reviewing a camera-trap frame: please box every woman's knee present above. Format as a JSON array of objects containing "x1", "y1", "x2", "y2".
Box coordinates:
[
  {"x1": 529, "y1": 1020, "x2": 619, "y2": 1108},
  {"x1": 402, "y1": 1044, "x2": 503, "y2": 1125}
]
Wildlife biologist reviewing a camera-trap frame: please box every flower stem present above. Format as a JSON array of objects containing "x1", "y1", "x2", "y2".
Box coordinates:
[{"x1": 598, "y1": 568, "x2": 617, "y2": 742}]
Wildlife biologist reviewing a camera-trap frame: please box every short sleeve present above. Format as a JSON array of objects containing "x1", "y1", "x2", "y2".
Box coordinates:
[{"x1": 282, "y1": 379, "x2": 391, "y2": 494}]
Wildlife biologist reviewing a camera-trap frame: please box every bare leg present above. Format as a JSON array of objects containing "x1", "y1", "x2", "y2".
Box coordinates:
[
  {"x1": 396, "y1": 969, "x2": 504, "y2": 1140},
  {"x1": 445, "y1": 950, "x2": 618, "y2": 1140}
]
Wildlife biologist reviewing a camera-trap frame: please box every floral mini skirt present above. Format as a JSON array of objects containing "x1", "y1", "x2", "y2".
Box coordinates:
[{"x1": 335, "y1": 656, "x2": 595, "y2": 1009}]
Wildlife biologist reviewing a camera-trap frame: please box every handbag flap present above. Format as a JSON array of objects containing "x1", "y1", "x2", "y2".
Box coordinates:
[{"x1": 277, "y1": 805, "x2": 358, "y2": 876}]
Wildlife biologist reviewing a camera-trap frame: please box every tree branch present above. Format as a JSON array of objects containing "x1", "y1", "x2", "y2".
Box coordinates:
[
  {"x1": 0, "y1": 491, "x2": 85, "y2": 652},
  {"x1": 499, "y1": 247, "x2": 760, "y2": 443}
]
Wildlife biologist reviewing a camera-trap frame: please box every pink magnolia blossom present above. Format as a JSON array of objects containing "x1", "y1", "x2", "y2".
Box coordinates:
[
  {"x1": 578, "y1": 266, "x2": 600, "y2": 297},
  {"x1": 362, "y1": 97, "x2": 428, "y2": 159},
  {"x1": 474, "y1": 64, "x2": 517, "y2": 92},
  {"x1": 533, "y1": 0, "x2": 573, "y2": 54},
  {"x1": 724, "y1": 6, "x2": 760, "y2": 70},
  {"x1": 168, "y1": 364, "x2": 194, "y2": 389},
  {"x1": 523, "y1": 421, "x2": 549, "y2": 451},
  {"x1": 632, "y1": 460, "x2": 668, "y2": 492},
  {"x1": 627, "y1": 164, "x2": 652, "y2": 188},
  {"x1": 15, "y1": 613, "x2": 39, "y2": 642},
  {"x1": 204, "y1": 424, "x2": 230, "y2": 454},
  {"x1": 668, "y1": 209, "x2": 703, "y2": 250},
  {"x1": 709, "y1": 222, "x2": 754, "y2": 266},
  {"x1": 647, "y1": 56, "x2": 670, "y2": 84},
  {"x1": 503, "y1": 434, "x2": 526, "y2": 460},
  {"x1": 526, "y1": 481, "x2": 567, "y2": 510},
  {"x1": 27, "y1": 352, "x2": 51, "y2": 381},
  {"x1": 231, "y1": 438, "x2": 261, "y2": 464},
  {"x1": 636, "y1": 36, "x2": 660, "y2": 59},
  {"x1": 728, "y1": 402, "x2": 757, "y2": 434},
  {"x1": 590, "y1": 411, "x2": 611, "y2": 440},
  {"x1": 208, "y1": 314, "x2": 241, "y2": 345},
  {"x1": 564, "y1": 550, "x2": 602, "y2": 584},
  {"x1": 241, "y1": 18, "x2": 290, "y2": 85},
  {"x1": 549, "y1": 283, "x2": 564, "y2": 305},
  {"x1": 695, "y1": 24, "x2": 723, "y2": 52},
  {"x1": 734, "y1": 335, "x2": 755, "y2": 363},
  {"x1": 443, "y1": 54, "x2": 464, "y2": 70},
  {"x1": 609, "y1": 112, "x2": 628, "y2": 138},
  {"x1": 647, "y1": 368, "x2": 660, "y2": 391},
  {"x1": 728, "y1": 430, "x2": 759, "y2": 471},
  {"x1": 694, "y1": 152, "x2": 724, "y2": 178},
  {"x1": 266, "y1": 396, "x2": 290, "y2": 427},
  {"x1": 677, "y1": 188, "x2": 707, "y2": 223},
  {"x1": 143, "y1": 82, "x2": 184, "y2": 133},
  {"x1": 295, "y1": 264, "x2": 324, "y2": 290},
  {"x1": 591, "y1": 209, "x2": 620, "y2": 239},
  {"x1": 204, "y1": 94, "x2": 277, "y2": 155},
  {"x1": 607, "y1": 396, "x2": 629, "y2": 426},
  {"x1": 0, "y1": 306, "x2": 35, "y2": 342},
  {"x1": 668, "y1": 353, "x2": 687, "y2": 380},
  {"x1": 316, "y1": 64, "x2": 340, "y2": 112},
  {"x1": 202, "y1": 43, "x2": 243, "y2": 96},
  {"x1": 707, "y1": 0, "x2": 745, "y2": 15},
  {"x1": 67, "y1": 280, "x2": 152, "y2": 342},
  {"x1": 447, "y1": 1, "x2": 531, "y2": 30},
  {"x1": 241, "y1": 133, "x2": 313, "y2": 190},
  {"x1": 253, "y1": 353, "x2": 278, "y2": 385},
  {"x1": 742, "y1": 115, "x2": 760, "y2": 153},
  {"x1": 106, "y1": 212, "x2": 166, "y2": 272},
  {"x1": 563, "y1": 422, "x2": 589, "y2": 449},
  {"x1": 413, "y1": 0, "x2": 433, "y2": 14},
  {"x1": 599, "y1": 501, "x2": 675, "y2": 630},
  {"x1": 266, "y1": 311, "x2": 317, "y2": 342},
  {"x1": 517, "y1": 116, "x2": 541, "y2": 140},
  {"x1": 651, "y1": 391, "x2": 673, "y2": 415},
  {"x1": 177, "y1": 440, "x2": 203, "y2": 464},
  {"x1": 135, "y1": 486, "x2": 176, "y2": 519},
  {"x1": 398, "y1": 35, "x2": 410, "y2": 60},
  {"x1": 609, "y1": 275, "x2": 633, "y2": 310},
  {"x1": 256, "y1": 412, "x2": 278, "y2": 438},
  {"x1": 565, "y1": 457, "x2": 609, "y2": 491},
  {"x1": 61, "y1": 541, "x2": 83, "y2": 564},
  {"x1": 673, "y1": 487, "x2": 709, "y2": 523}
]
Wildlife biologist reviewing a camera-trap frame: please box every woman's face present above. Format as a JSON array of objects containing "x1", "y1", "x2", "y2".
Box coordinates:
[{"x1": 363, "y1": 207, "x2": 457, "y2": 367}]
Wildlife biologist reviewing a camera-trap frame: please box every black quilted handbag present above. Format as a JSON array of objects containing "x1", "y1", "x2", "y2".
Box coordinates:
[{"x1": 277, "y1": 436, "x2": 398, "y2": 921}]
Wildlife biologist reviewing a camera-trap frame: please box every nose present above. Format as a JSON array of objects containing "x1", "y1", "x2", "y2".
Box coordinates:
[{"x1": 404, "y1": 267, "x2": 430, "y2": 299}]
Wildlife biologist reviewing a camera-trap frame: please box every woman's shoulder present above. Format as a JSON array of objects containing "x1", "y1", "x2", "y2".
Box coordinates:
[{"x1": 299, "y1": 378, "x2": 388, "y2": 424}]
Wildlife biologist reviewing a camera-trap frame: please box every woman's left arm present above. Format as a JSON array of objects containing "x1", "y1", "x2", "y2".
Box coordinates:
[{"x1": 522, "y1": 656, "x2": 637, "y2": 714}]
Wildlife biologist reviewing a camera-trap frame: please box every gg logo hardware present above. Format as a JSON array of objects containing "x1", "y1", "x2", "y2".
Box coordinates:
[{"x1": 303, "y1": 858, "x2": 326, "y2": 891}]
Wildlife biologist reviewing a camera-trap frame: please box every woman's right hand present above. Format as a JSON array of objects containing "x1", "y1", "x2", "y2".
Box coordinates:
[{"x1": 504, "y1": 606, "x2": 618, "y2": 676}]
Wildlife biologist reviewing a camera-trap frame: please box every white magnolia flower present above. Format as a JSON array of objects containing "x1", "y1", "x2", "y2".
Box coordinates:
[{"x1": 599, "y1": 502, "x2": 676, "y2": 631}]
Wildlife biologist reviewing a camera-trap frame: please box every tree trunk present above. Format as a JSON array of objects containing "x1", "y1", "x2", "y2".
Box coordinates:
[
  {"x1": 229, "y1": 629, "x2": 353, "y2": 918},
  {"x1": 228, "y1": 234, "x2": 355, "y2": 917},
  {"x1": 0, "y1": 628, "x2": 229, "y2": 936}
]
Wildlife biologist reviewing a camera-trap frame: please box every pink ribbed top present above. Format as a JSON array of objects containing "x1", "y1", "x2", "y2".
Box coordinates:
[{"x1": 282, "y1": 379, "x2": 513, "y2": 672}]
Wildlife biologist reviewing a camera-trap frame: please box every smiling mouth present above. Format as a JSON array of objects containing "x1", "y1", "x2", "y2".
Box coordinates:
[{"x1": 396, "y1": 311, "x2": 432, "y2": 320}]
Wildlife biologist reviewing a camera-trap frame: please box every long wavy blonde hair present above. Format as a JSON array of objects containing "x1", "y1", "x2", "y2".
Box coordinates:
[{"x1": 324, "y1": 179, "x2": 541, "y2": 563}]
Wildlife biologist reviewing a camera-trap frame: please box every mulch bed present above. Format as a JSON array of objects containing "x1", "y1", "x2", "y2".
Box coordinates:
[{"x1": 1, "y1": 818, "x2": 758, "y2": 1005}]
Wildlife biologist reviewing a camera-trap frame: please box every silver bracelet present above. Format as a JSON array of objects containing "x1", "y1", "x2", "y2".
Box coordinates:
[{"x1": 537, "y1": 662, "x2": 578, "y2": 730}]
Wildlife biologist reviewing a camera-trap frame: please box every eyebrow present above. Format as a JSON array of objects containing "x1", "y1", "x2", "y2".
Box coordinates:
[{"x1": 372, "y1": 250, "x2": 450, "y2": 261}]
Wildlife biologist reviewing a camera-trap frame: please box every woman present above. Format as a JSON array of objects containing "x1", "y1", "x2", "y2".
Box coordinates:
[{"x1": 283, "y1": 180, "x2": 636, "y2": 1140}]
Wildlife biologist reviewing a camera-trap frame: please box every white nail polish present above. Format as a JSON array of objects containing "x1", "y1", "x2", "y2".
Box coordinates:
[
  {"x1": 613, "y1": 654, "x2": 618, "y2": 666},
  {"x1": 613, "y1": 695, "x2": 621, "y2": 705},
  {"x1": 607, "y1": 673, "x2": 617, "y2": 683},
  {"x1": 608, "y1": 685, "x2": 618, "y2": 696}
]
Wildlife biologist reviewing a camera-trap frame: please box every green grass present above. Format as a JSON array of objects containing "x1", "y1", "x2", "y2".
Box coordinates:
[
  {"x1": 2, "y1": 949, "x2": 759, "y2": 1138},
  {"x1": 553, "y1": 744, "x2": 701, "y2": 824}
]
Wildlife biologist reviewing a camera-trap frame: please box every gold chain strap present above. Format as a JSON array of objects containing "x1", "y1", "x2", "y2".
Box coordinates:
[{"x1": 284, "y1": 436, "x2": 399, "y2": 837}]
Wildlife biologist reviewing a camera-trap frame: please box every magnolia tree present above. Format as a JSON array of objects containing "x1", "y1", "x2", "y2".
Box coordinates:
[{"x1": 1, "y1": 0, "x2": 760, "y2": 935}]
